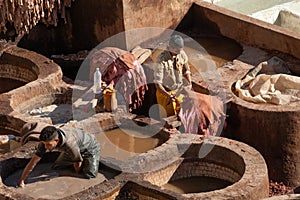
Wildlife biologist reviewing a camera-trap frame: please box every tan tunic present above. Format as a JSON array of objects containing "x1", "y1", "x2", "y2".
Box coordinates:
[{"x1": 153, "y1": 49, "x2": 190, "y2": 91}]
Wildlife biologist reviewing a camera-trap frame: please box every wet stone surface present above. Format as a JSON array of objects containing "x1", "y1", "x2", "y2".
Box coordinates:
[{"x1": 4, "y1": 162, "x2": 119, "y2": 199}]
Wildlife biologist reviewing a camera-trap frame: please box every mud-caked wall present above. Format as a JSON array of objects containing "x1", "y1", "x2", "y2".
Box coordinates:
[
  {"x1": 70, "y1": 0, "x2": 125, "y2": 51},
  {"x1": 123, "y1": 0, "x2": 193, "y2": 29},
  {"x1": 122, "y1": 0, "x2": 194, "y2": 48},
  {"x1": 18, "y1": 0, "x2": 125, "y2": 56},
  {"x1": 18, "y1": 19, "x2": 74, "y2": 57},
  {"x1": 17, "y1": 0, "x2": 195, "y2": 56}
]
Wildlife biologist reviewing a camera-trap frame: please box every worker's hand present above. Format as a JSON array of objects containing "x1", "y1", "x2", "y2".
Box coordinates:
[
  {"x1": 73, "y1": 162, "x2": 82, "y2": 174},
  {"x1": 18, "y1": 180, "x2": 25, "y2": 188},
  {"x1": 167, "y1": 94, "x2": 176, "y2": 105}
]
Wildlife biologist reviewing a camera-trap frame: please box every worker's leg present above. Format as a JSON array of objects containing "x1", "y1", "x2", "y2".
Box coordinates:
[
  {"x1": 81, "y1": 143, "x2": 100, "y2": 179},
  {"x1": 52, "y1": 152, "x2": 73, "y2": 170}
]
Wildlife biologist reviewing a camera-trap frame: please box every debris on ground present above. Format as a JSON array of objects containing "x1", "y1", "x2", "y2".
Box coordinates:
[{"x1": 269, "y1": 180, "x2": 293, "y2": 197}]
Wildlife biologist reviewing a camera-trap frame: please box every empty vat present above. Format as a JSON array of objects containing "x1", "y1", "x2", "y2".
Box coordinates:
[
  {"x1": 143, "y1": 135, "x2": 269, "y2": 199},
  {"x1": 0, "y1": 48, "x2": 38, "y2": 94},
  {"x1": 0, "y1": 46, "x2": 66, "y2": 115}
]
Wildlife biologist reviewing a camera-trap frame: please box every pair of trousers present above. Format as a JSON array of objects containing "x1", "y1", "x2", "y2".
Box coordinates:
[{"x1": 52, "y1": 146, "x2": 100, "y2": 179}]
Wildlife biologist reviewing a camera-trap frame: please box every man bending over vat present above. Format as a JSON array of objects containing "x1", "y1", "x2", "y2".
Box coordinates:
[
  {"x1": 153, "y1": 35, "x2": 192, "y2": 118},
  {"x1": 153, "y1": 35, "x2": 225, "y2": 135},
  {"x1": 18, "y1": 125, "x2": 100, "y2": 187}
]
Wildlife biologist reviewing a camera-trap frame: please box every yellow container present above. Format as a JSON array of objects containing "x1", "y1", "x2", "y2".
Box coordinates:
[{"x1": 103, "y1": 88, "x2": 117, "y2": 112}]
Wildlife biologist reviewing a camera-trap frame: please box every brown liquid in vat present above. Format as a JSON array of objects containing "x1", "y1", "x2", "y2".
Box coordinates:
[
  {"x1": 162, "y1": 176, "x2": 232, "y2": 194},
  {"x1": 96, "y1": 128, "x2": 162, "y2": 160}
]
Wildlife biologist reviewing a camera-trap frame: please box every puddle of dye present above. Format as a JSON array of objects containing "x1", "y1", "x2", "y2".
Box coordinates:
[
  {"x1": 0, "y1": 77, "x2": 26, "y2": 94},
  {"x1": 162, "y1": 176, "x2": 232, "y2": 194},
  {"x1": 4, "y1": 162, "x2": 117, "y2": 199},
  {"x1": 96, "y1": 128, "x2": 162, "y2": 160}
]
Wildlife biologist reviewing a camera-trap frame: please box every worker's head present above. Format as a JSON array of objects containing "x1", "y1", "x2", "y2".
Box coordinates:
[
  {"x1": 169, "y1": 35, "x2": 184, "y2": 54},
  {"x1": 40, "y1": 126, "x2": 59, "y2": 151}
]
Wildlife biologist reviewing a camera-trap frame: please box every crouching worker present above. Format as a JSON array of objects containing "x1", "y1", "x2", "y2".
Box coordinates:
[{"x1": 18, "y1": 126, "x2": 100, "y2": 188}]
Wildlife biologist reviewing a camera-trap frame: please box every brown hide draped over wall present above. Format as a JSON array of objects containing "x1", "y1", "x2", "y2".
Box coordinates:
[
  {"x1": 1, "y1": 0, "x2": 194, "y2": 54},
  {"x1": 0, "y1": 0, "x2": 74, "y2": 35},
  {"x1": 90, "y1": 47, "x2": 148, "y2": 110}
]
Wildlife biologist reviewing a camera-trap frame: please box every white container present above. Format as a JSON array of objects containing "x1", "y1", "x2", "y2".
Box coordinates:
[{"x1": 93, "y1": 68, "x2": 102, "y2": 94}]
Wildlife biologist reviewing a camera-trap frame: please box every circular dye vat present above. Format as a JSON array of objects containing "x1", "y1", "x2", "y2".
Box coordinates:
[
  {"x1": 226, "y1": 81, "x2": 300, "y2": 187},
  {"x1": 143, "y1": 135, "x2": 269, "y2": 199},
  {"x1": 0, "y1": 78, "x2": 26, "y2": 94},
  {"x1": 0, "y1": 46, "x2": 65, "y2": 115},
  {"x1": 96, "y1": 127, "x2": 168, "y2": 160},
  {"x1": 162, "y1": 176, "x2": 231, "y2": 194},
  {"x1": 160, "y1": 157, "x2": 243, "y2": 196},
  {"x1": 0, "y1": 51, "x2": 38, "y2": 94}
]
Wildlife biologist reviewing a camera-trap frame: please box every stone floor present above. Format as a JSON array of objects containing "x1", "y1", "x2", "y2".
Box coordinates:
[{"x1": 4, "y1": 163, "x2": 116, "y2": 199}]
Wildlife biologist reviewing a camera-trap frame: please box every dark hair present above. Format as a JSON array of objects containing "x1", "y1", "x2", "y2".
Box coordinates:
[
  {"x1": 39, "y1": 126, "x2": 58, "y2": 142},
  {"x1": 169, "y1": 35, "x2": 184, "y2": 48}
]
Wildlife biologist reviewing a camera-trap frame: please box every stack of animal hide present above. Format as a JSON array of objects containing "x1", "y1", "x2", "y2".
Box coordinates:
[{"x1": 0, "y1": 0, "x2": 74, "y2": 35}]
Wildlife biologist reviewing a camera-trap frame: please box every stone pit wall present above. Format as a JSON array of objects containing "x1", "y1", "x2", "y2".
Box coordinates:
[
  {"x1": 16, "y1": 0, "x2": 300, "y2": 60},
  {"x1": 186, "y1": 1, "x2": 300, "y2": 60},
  {"x1": 2, "y1": 47, "x2": 67, "y2": 112},
  {"x1": 141, "y1": 135, "x2": 269, "y2": 200},
  {"x1": 0, "y1": 63, "x2": 37, "y2": 83},
  {"x1": 227, "y1": 96, "x2": 300, "y2": 187},
  {"x1": 0, "y1": 115, "x2": 25, "y2": 136},
  {"x1": 0, "y1": 46, "x2": 68, "y2": 126},
  {"x1": 0, "y1": 134, "x2": 269, "y2": 200},
  {"x1": 173, "y1": 159, "x2": 242, "y2": 183},
  {"x1": 69, "y1": 0, "x2": 126, "y2": 51},
  {"x1": 18, "y1": 0, "x2": 195, "y2": 55}
]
